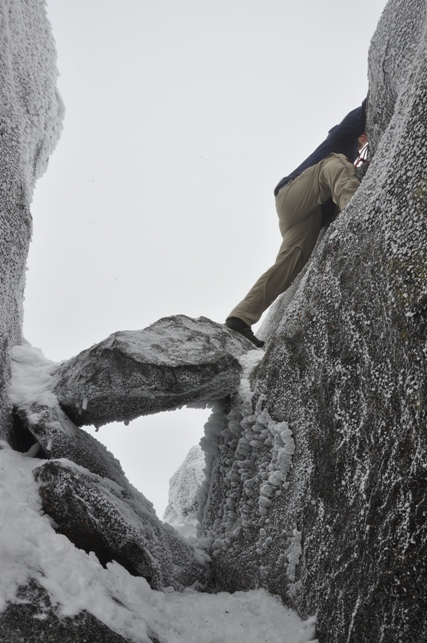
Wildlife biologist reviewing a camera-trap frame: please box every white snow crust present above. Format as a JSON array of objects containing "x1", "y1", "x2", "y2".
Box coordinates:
[{"x1": 9, "y1": 342, "x2": 60, "y2": 411}]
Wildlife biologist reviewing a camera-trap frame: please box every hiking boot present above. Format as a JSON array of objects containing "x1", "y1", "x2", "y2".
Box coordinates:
[{"x1": 226, "y1": 317, "x2": 265, "y2": 348}]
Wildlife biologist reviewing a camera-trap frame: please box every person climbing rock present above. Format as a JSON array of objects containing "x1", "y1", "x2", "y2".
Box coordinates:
[{"x1": 226, "y1": 99, "x2": 367, "y2": 348}]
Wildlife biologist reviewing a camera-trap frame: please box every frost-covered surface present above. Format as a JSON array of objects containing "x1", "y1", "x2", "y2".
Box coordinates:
[
  {"x1": 6, "y1": 0, "x2": 427, "y2": 639},
  {"x1": 199, "y1": 349, "x2": 302, "y2": 592},
  {"x1": 35, "y1": 459, "x2": 209, "y2": 592},
  {"x1": 163, "y1": 445, "x2": 205, "y2": 538},
  {"x1": 53, "y1": 315, "x2": 254, "y2": 428},
  {"x1": 0, "y1": 443, "x2": 315, "y2": 643},
  {"x1": 200, "y1": 1, "x2": 427, "y2": 641},
  {"x1": 0, "y1": 0, "x2": 63, "y2": 438},
  {"x1": 198, "y1": 349, "x2": 265, "y2": 526},
  {"x1": 0, "y1": 1, "x2": 320, "y2": 640}
]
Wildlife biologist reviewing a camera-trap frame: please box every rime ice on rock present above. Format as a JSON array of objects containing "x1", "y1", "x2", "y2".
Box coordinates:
[
  {"x1": 35, "y1": 459, "x2": 209, "y2": 592},
  {"x1": 0, "y1": 444, "x2": 310, "y2": 643},
  {"x1": 0, "y1": 0, "x2": 63, "y2": 439},
  {"x1": 0, "y1": 0, "x2": 316, "y2": 640},
  {"x1": 8, "y1": 344, "x2": 210, "y2": 598},
  {"x1": 4, "y1": 0, "x2": 427, "y2": 640},
  {"x1": 163, "y1": 445, "x2": 205, "y2": 538},
  {"x1": 53, "y1": 315, "x2": 254, "y2": 428}
]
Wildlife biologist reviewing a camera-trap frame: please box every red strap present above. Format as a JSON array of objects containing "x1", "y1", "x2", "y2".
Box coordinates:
[{"x1": 354, "y1": 143, "x2": 369, "y2": 167}]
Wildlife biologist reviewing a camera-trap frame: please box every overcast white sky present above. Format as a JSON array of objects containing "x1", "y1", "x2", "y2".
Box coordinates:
[{"x1": 25, "y1": 0, "x2": 388, "y2": 516}]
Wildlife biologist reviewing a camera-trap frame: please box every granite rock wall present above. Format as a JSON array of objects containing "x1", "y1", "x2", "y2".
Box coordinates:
[{"x1": 199, "y1": 1, "x2": 427, "y2": 640}]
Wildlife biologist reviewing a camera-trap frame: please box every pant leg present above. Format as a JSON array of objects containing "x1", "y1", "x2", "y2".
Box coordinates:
[
  {"x1": 228, "y1": 154, "x2": 360, "y2": 326},
  {"x1": 227, "y1": 243, "x2": 305, "y2": 326}
]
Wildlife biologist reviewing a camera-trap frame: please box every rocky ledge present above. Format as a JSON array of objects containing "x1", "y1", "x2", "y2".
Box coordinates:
[{"x1": 53, "y1": 315, "x2": 254, "y2": 428}]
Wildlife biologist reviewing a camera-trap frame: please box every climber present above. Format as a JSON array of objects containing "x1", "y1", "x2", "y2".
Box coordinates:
[{"x1": 226, "y1": 99, "x2": 367, "y2": 348}]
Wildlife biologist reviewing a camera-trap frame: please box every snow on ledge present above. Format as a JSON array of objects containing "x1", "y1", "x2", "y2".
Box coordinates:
[{"x1": 9, "y1": 343, "x2": 61, "y2": 412}]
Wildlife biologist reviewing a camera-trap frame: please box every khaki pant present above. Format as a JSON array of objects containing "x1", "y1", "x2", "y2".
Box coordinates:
[{"x1": 228, "y1": 153, "x2": 360, "y2": 326}]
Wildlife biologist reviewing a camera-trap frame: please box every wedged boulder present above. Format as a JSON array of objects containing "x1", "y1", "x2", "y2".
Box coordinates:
[
  {"x1": 199, "y1": 1, "x2": 427, "y2": 641},
  {"x1": 35, "y1": 459, "x2": 210, "y2": 591},
  {"x1": 53, "y1": 315, "x2": 254, "y2": 428}
]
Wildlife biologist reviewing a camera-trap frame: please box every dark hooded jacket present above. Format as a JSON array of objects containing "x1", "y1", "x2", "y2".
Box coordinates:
[{"x1": 274, "y1": 99, "x2": 367, "y2": 197}]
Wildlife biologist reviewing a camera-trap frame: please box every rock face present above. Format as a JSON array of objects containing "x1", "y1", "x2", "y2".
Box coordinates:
[
  {"x1": 163, "y1": 445, "x2": 205, "y2": 537},
  {"x1": 53, "y1": 315, "x2": 253, "y2": 428},
  {"x1": 198, "y1": 0, "x2": 427, "y2": 641},
  {"x1": 0, "y1": 579, "x2": 134, "y2": 643},
  {"x1": 0, "y1": 0, "x2": 63, "y2": 439},
  {"x1": 3, "y1": 0, "x2": 427, "y2": 640},
  {"x1": 35, "y1": 459, "x2": 209, "y2": 591}
]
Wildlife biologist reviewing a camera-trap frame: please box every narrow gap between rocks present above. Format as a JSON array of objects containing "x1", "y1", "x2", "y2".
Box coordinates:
[{"x1": 83, "y1": 406, "x2": 210, "y2": 519}]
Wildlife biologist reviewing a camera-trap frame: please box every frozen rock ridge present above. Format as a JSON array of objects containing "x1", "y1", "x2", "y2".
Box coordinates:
[{"x1": 2, "y1": 0, "x2": 427, "y2": 641}]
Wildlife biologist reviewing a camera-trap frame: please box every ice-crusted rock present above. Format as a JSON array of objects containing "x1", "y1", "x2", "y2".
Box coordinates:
[
  {"x1": 12, "y1": 400, "x2": 128, "y2": 485},
  {"x1": 0, "y1": 0, "x2": 63, "y2": 439},
  {"x1": 34, "y1": 460, "x2": 210, "y2": 592},
  {"x1": 163, "y1": 445, "x2": 205, "y2": 537},
  {"x1": 0, "y1": 579, "x2": 135, "y2": 643},
  {"x1": 199, "y1": 1, "x2": 427, "y2": 641},
  {"x1": 53, "y1": 315, "x2": 253, "y2": 428}
]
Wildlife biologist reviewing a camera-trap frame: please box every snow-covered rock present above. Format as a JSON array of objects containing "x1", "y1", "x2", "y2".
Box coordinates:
[
  {"x1": 198, "y1": 1, "x2": 427, "y2": 641},
  {"x1": 0, "y1": 579, "x2": 134, "y2": 643},
  {"x1": 163, "y1": 445, "x2": 205, "y2": 537},
  {"x1": 35, "y1": 459, "x2": 210, "y2": 592},
  {"x1": 53, "y1": 315, "x2": 254, "y2": 428},
  {"x1": 0, "y1": 444, "x2": 311, "y2": 643},
  {"x1": 9, "y1": 343, "x2": 129, "y2": 485}
]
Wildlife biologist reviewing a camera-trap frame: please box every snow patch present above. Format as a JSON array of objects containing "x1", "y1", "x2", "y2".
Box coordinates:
[{"x1": 9, "y1": 343, "x2": 60, "y2": 411}]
